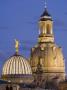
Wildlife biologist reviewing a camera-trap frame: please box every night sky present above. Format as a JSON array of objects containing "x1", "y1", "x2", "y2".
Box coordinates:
[{"x1": 0, "y1": 0, "x2": 67, "y2": 75}]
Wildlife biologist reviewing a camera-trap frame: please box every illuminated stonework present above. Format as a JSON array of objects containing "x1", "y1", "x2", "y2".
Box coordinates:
[
  {"x1": 0, "y1": 4, "x2": 66, "y2": 90},
  {"x1": 30, "y1": 8, "x2": 65, "y2": 81}
]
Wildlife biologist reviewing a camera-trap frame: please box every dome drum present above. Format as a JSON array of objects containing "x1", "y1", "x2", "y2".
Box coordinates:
[{"x1": 2, "y1": 74, "x2": 33, "y2": 83}]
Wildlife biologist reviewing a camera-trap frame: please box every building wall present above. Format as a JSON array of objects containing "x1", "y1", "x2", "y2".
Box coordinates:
[{"x1": 0, "y1": 84, "x2": 20, "y2": 90}]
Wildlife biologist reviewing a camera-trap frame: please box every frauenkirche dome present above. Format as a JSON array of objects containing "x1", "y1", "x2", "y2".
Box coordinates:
[{"x1": 30, "y1": 7, "x2": 65, "y2": 82}]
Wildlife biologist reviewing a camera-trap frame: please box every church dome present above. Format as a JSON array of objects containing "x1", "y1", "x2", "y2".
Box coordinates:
[
  {"x1": 2, "y1": 53, "x2": 32, "y2": 75},
  {"x1": 30, "y1": 44, "x2": 65, "y2": 72},
  {"x1": 30, "y1": 43, "x2": 65, "y2": 81}
]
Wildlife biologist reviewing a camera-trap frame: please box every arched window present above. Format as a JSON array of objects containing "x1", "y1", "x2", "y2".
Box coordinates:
[
  {"x1": 47, "y1": 24, "x2": 50, "y2": 34},
  {"x1": 6, "y1": 85, "x2": 9, "y2": 90},
  {"x1": 10, "y1": 86, "x2": 13, "y2": 90}
]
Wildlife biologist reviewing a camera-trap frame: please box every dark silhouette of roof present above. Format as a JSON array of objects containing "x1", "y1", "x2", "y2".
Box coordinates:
[
  {"x1": 41, "y1": 8, "x2": 51, "y2": 17},
  {"x1": 40, "y1": 8, "x2": 52, "y2": 21}
]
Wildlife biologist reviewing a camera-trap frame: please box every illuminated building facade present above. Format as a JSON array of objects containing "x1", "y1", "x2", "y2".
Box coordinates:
[{"x1": 0, "y1": 3, "x2": 67, "y2": 90}]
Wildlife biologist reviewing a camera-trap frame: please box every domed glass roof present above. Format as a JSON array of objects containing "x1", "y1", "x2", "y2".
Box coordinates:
[{"x1": 2, "y1": 53, "x2": 32, "y2": 75}]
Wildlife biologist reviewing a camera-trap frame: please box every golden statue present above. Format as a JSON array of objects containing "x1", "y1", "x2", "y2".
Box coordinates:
[{"x1": 15, "y1": 39, "x2": 19, "y2": 53}]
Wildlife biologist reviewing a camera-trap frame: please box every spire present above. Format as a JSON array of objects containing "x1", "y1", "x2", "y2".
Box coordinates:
[
  {"x1": 40, "y1": 0, "x2": 51, "y2": 18},
  {"x1": 38, "y1": 1, "x2": 54, "y2": 43},
  {"x1": 15, "y1": 39, "x2": 19, "y2": 54},
  {"x1": 45, "y1": 0, "x2": 47, "y2": 9}
]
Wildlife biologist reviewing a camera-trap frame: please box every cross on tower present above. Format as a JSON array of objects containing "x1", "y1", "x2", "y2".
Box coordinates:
[{"x1": 45, "y1": 0, "x2": 47, "y2": 8}]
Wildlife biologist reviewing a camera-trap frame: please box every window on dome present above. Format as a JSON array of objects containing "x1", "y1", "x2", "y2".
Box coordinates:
[
  {"x1": 10, "y1": 86, "x2": 13, "y2": 90},
  {"x1": 6, "y1": 85, "x2": 9, "y2": 90},
  {"x1": 47, "y1": 24, "x2": 50, "y2": 34}
]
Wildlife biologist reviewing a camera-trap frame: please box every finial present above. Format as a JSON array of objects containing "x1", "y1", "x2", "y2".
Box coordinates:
[
  {"x1": 45, "y1": 0, "x2": 47, "y2": 9},
  {"x1": 15, "y1": 39, "x2": 19, "y2": 54}
]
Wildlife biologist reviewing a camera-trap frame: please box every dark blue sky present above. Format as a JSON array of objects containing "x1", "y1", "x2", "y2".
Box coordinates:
[{"x1": 0, "y1": 0, "x2": 67, "y2": 75}]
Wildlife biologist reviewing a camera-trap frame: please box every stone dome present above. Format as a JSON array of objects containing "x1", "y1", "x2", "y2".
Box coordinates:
[
  {"x1": 30, "y1": 43, "x2": 65, "y2": 72},
  {"x1": 2, "y1": 53, "x2": 32, "y2": 75},
  {"x1": 30, "y1": 43, "x2": 65, "y2": 81}
]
